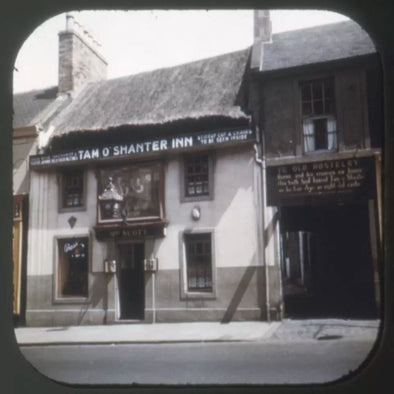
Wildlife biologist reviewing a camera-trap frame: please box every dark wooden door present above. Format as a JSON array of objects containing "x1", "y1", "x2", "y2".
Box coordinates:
[
  {"x1": 280, "y1": 202, "x2": 377, "y2": 318},
  {"x1": 117, "y1": 243, "x2": 145, "y2": 320}
]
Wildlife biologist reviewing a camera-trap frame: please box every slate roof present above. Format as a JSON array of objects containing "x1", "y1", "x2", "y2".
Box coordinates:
[
  {"x1": 261, "y1": 20, "x2": 376, "y2": 72},
  {"x1": 50, "y1": 48, "x2": 251, "y2": 138},
  {"x1": 13, "y1": 87, "x2": 58, "y2": 129},
  {"x1": 13, "y1": 20, "x2": 376, "y2": 140}
]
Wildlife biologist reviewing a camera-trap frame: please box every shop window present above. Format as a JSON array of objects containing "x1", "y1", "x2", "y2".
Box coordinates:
[
  {"x1": 182, "y1": 154, "x2": 213, "y2": 201},
  {"x1": 57, "y1": 237, "x2": 88, "y2": 298},
  {"x1": 300, "y1": 78, "x2": 337, "y2": 153},
  {"x1": 60, "y1": 168, "x2": 85, "y2": 209},
  {"x1": 98, "y1": 162, "x2": 163, "y2": 223},
  {"x1": 184, "y1": 233, "x2": 212, "y2": 292}
]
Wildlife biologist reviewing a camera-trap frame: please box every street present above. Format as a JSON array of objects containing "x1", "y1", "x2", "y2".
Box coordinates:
[{"x1": 20, "y1": 338, "x2": 376, "y2": 385}]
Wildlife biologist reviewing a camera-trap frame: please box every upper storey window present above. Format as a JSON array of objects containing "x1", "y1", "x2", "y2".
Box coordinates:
[
  {"x1": 97, "y1": 162, "x2": 163, "y2": 223},
  {"x1": 60, "y1": 168, "x2": 85, "y2": 210},
  {"x1": 300, "y1": 78, "x2": 337, "y2": 153},
  {"x1": 182, "y1": 154, "x2": 214, "y2": 202}
]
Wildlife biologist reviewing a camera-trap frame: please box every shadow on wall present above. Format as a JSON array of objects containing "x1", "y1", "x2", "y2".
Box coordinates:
[
  {"x1": 77, "y1": 273, "x2": 111, "y2": 325},
  {"x1": 221, "y1": 265, "x2": 258, "y2": 323},
  {"x1": 220, "y1": 209, "x2": 281, "y2": 323}
]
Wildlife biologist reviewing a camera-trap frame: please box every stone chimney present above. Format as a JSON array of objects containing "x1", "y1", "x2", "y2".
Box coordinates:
[
  {"x1": 58, "y1": 14, "x2": 107, "y2": 94},
  {"x1": 251, "y1": 10, "x2": 272, "y2": 70}
]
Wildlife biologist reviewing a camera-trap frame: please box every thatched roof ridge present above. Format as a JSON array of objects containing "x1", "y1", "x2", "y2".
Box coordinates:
[
  {"x1": 51, "y1": 48, "x2": 251, "y2": 138},
  {"x1": 13, "y1": 86, "x2": 58, "y2": 129},
  {"x1": 261, "y1": 20, "x2": 376, "y2": 72}
]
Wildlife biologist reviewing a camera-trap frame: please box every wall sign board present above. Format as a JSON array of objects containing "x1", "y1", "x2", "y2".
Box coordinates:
[
  {"x1": 266, "y1": 157, "x2": 376, "y2": 206},
  {"x1": 94, "y1": 222, "x2": 166, "y2": 241},
  {"x1": 30, "y1": 128, "x2": 254, "y2": 168}
]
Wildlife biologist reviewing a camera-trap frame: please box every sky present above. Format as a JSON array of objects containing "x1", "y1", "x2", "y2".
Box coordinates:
[{"x1": 13, "y1": 10, "x2": 350, "y2": 93}]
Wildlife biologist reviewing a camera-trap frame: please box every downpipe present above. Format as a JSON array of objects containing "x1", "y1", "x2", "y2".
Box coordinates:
[{"x1": 254, "y1": 142, "x2": 271, "y2": 322}]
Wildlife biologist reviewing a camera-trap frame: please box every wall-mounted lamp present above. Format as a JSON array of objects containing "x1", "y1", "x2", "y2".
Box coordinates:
[
  {"x1": 191, "y1": 206, "x2": 201, "y2": 221},
  {"x1": 98, "y1": 176, "x2": 124, "y2": 220},
  {"x1": 104, "y1": 259, "x2": 117, "y2": 273}
]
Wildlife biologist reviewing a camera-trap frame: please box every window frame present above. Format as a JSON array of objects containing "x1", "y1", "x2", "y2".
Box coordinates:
[
  {"x1": 180, "y1": 152, "x2": 214, "y2": 202},
  {"x1": 179, "y1": 229, "x2": 217, "y2": 300},
  {"x1": 53, "y1": 234, "x2": 90, "y2": 303},
  {"x1": 299, "y1": 77, "x2": 338, "y2": 155},
  {"x1": 58, "y1": 167, "x2": 86, "y2": 212},
  {"x1": 96, "y1": 161, "x2": 165, "y2": 224}
]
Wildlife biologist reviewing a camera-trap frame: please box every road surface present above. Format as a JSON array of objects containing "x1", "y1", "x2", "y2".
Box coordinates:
[{"x1": 19, "y1": 338, "x2": 376, "y2": 385}]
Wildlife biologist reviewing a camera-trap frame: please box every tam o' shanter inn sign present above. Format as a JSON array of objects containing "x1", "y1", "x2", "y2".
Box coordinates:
[
  {"x1": 30, "y1": 128, "x2": 255, "y2": 168},
  {"x1": 266, "y1": 157, "x2": 377, "y2": 206}
]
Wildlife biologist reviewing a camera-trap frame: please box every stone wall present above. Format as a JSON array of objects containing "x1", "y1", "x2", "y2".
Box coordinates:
[{"x1": 58, "y1": 30, "x2": 107, "y2": 94}]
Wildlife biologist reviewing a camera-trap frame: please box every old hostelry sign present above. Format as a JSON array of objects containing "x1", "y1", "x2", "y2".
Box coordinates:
[{"x1": 266, "y1": 157, "x2": 376, "y2": 205}]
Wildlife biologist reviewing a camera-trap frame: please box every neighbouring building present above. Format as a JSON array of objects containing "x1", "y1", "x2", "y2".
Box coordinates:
[
  {"x1": 15, "y1": 12, "x2": 382, "y2": 327},
  {"x1": 12, "y1": 86, "x2": 71, "y2": 324},
  {"x1": 249, "y1": 11, "x2": 382, "y2": 318}
]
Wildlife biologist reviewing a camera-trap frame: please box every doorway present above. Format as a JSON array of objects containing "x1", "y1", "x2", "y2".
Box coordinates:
[
  {"x1": 117, "y1": 242, "x2": 145, "y2": 320},
  {"x1": 279, "y1": 202, "x2": 377, "y2": 318}
]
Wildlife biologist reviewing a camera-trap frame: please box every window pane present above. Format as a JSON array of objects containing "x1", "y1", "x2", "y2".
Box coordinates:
[
  {"x1": 63, "y1": 169, "x2": 84, "y2": 208},
  {"x1": 324, "y1": 80, "x2": 334, "y2": 101},
  {"x1": 58, "y1": 238, "x2": 88, "y2": 297},
  {"x1": 312, "y1": 83, "x2": 323, "y2": 101},
  {"x1": 301, "y1": 78, "x2": 335, "y2": 117},
  {"x1": 301, "y1": 84, "x2": 311, "y2": 100},
  {"x1": 303, "y1": 120, "x2": 315, "y2": 152},
  {"x1": 302, "y1": 101, "x2": 312, "y2": 115},
  {"x1": 314, "y1": 118, "x2": 328, "y2": 150},
  {"x1": 98, "y1": 163, "x2": 161, "y2": 221},
  {"x1": 184, "y1": 155, "x2": 210, "y2": 197},
  {"x1": 185, "y1": 233, "x2": 212, "y2": 292},
  {"x1": 314, "y1": 100, "x2": 323, "y2": 114}
]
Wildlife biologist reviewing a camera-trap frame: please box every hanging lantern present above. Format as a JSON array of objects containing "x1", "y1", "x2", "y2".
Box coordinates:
[{"x1": 98, "y1": 176, "x2": 124, "y2": 220}]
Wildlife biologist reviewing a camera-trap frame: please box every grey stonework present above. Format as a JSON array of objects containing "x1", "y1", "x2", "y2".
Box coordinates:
[
  {"x1": 58, "y1": 30, "x2": 107, "y2": 94},
  {"x1": 25, "y1": 266, "x2": 282, "y2": 326}
]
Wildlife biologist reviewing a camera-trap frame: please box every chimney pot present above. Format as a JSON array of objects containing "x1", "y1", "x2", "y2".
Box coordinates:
[
  {"x1": 251, "y1": 10, "x2": 272, "y2": 70},
  {"x1": 58, "y1": 15, "x2": 107, "y2": 94}
]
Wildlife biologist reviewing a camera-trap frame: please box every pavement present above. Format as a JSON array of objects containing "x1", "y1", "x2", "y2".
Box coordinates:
[{"x1": 14, "y1": 319, "x2": 381, "y2": 346}]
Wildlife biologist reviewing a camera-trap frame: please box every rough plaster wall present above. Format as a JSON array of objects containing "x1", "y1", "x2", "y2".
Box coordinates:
[
  {"x1": 156, "y1": 146, "x2": 259, "y2": 270},
  {"x1": 263, "y1": 78, "x2": 296, "y2": 157},
  {"x1": 27, "y1": 149, "x2": 260, "y2": 276},
  {"x1": 336, "y1": 69, "x2": 366, "y2": 148},
  {"x1": 13, "y1": 137, "x2": 37, "y2": 194},
  {"x1": 27, "y1": 168, "x2": 105, "y2": 276},
  {"x1": 27, "y1": 171, "x2": 53, "y2": 276}
]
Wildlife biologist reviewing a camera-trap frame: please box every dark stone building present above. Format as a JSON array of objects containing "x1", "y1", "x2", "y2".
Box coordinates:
[{"x1": 249, "y1": 12, "x2": 382, "y2": 318}]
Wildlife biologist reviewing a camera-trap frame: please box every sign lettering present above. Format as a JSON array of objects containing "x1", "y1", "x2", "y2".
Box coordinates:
[
  {"x1": 266, "y1": 157, "x2": 376, "y2": 206},
  {"x1": 30, "y1": 128, "x2": 254, "y2": 168}
]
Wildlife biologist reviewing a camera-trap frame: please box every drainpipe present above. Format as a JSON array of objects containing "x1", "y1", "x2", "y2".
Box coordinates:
[
  {"x1": 253, "y1": 141, "x2": 271, "y2": 322},
  {"x1": 152, "y1": 271, "x2": 156, "y2": 324}
]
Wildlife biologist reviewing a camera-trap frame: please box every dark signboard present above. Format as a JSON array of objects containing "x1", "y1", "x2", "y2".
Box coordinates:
[
  {"x1": 266, "y1": 157, "x2": 376, "y2": 206},
  {"x1": 94, "y1": 222, "x2": 166, "y2": 241},
  {"x1": 30, "y1": 128, "x2": 255, "y2": 168}
]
